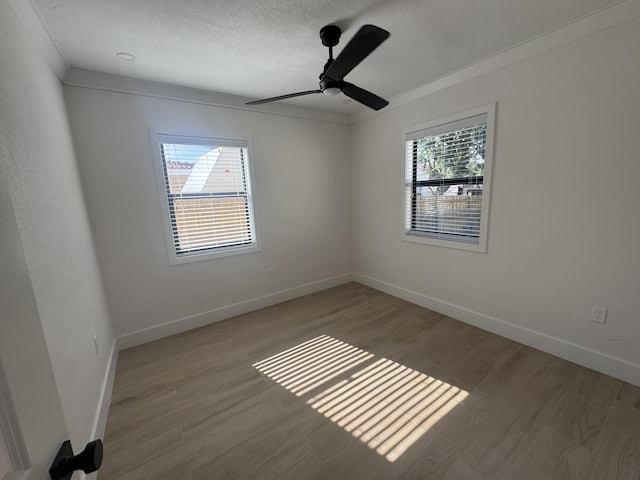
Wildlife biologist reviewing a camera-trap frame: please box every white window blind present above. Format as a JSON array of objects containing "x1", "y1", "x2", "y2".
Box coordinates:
[
  {"x1": 404, "y1": 105, "x2": 495, "y2": 251},
  {"x1": 157, "y1": 134, "x2": 258, "y2": 261}
]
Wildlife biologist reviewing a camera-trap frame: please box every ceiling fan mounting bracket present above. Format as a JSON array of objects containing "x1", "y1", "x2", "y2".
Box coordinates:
[{"x1": 319, "y1": 25, "x2": 341, "y2": 48}]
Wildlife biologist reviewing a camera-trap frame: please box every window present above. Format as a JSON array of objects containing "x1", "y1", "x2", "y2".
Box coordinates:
[
  {"x1": 403, "y1": 104, "x2": 495, "y2": 252},
  {"x1": 153, "y1": 134, "x2": 259, "y2": 263}
]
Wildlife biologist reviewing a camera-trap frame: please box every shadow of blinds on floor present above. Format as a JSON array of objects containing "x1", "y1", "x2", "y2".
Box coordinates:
[{"x1": 253, "y1": 335, "x2": 468, "y2": 462}]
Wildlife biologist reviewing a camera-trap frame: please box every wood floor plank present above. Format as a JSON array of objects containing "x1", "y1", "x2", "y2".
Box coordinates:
[
  {"x1": 106, "y1": 386, "x2": 177, "y2": 433},
  {"x1": 547, "y1": 387, "x2": 609, "y2": 450},
  {"x1": 179, "y1": 384, "x2": 285, "y2": 444},
  {"x1": 443, "y1": 333, "x2": 521, "y2": 389},
  {"x1": 307, "y1": 420, "x2": 363, "y2": 462},
  {"x1": 442, "y1": 406, "x2": 544, "y2": 480},
  {"x1": 582, "y1": 405, "x2": 640, "y2": 480},
  {"x1": 614, "y1": 381, "x2": 640, "y2": 410},
  {"x1": 306, "y1": 442, "x2": 396, "y2": 480},
  {"x1": 571, "y1": 366, "x2": 622, "y2": 404},
  {"x1": 99, "y1": 425, "x2": 184, "y2": 479},
  {"x1": 99, "y1": 283, "x2": 640, "y2": 480},
  {"x1": 190, "y1": 405, "x2": 323, "y2": 480},
  {"x1": 511, "y1": 426, "x2": 591, "y2": 480},
  {"x1": 393, "y1": 391, "x2": 498, "y2": 480},
  {"x1": 475, "y1": 346, "x2": 565, "y2": 406}
]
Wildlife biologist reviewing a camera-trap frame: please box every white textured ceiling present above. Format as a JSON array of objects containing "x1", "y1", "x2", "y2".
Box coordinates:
[{"x1": 33, "y1": 0, "x2": 622, "y2": 114}]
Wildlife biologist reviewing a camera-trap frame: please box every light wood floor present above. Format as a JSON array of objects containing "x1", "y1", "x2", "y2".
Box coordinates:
[{"x1": 100, "y1": 283, "x2": 640, "y2": 480}]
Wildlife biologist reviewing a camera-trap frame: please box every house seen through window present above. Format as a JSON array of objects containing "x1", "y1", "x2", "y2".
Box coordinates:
[{"x1": 155, "y1": 134, "x2": 259, "y2": 263}]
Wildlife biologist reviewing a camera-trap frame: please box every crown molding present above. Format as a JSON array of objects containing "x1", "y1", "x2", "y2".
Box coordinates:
[
  {"x1": 349, "y1": 0, "x2": 640, "y2": 124},
  {"x1": 64, "y1": 69, "x2": 350, "y2": 125},
  {"x1": 5, "y1": 0, "x2": 69, "y2": 80}
]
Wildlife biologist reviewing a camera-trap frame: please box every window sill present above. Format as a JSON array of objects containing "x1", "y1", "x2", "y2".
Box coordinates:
[
  {"x1": 402, "y1": 232, "x2": 487, "y2": 253},
  {"x1": 169, "y1": 243, "x2": 261, "y2": 265}
]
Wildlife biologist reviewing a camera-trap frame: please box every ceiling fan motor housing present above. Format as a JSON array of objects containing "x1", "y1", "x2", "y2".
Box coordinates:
[{"x1": 319, "y1": 75, "x2": 342, "y2": 95}]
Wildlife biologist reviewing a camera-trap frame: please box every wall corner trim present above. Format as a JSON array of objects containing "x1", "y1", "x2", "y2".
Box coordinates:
[
  {"x1": 5, "y1": 0, "x2": 69, "y2": 79},
  {"x1": 353, "y1": 273, "x2": 640, "y2": 387}
]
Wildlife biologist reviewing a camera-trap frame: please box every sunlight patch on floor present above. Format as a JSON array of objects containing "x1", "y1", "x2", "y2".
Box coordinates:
[{"x1": 253, "y1": 335, "x2": 468, "y2": 462}]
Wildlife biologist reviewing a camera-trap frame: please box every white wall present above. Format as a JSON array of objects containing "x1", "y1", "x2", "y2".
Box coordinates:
[
  {"x1": 0, "y1": 150, "x2": 69, "y2": 479},
  {"x1": 351, "y1": 17, "x2": 640, "y2": 383},
  {"x1": 0, "y1": 0, "x2": 115, "y2": 455},
  {"x1": 64, "y1": 86, "x2": 352, "y2": 341}
]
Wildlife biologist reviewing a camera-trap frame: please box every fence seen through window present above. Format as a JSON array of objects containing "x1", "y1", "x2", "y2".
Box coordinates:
[
  {"x1": 157, "y1": 135, "x2": 257, "y2": 261},
  {"x1": 404, "y1": 109, "x2": 493, "y2": 248}
]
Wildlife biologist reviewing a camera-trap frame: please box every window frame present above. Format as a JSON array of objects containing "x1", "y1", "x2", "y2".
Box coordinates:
[
  {"x1": 401, "y1": 103, "x2": 496, "y2": 253},
  {"x1": 150, "y1": 131, "x2": 261, "y2": 264}
]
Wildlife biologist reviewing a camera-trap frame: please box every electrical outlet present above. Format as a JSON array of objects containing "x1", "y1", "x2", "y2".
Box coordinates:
[
  {"x1": 267, "y1": 266, "x2": 274, "y2": 279},
  {"x1": 362, "y1": 252, "x2": 369, "y2": 264},
  {"x1": 93, "y1": 334, "x2": 99, "y2": 354},
  {"x1": 590, "y1": 306, "x2": 607, "y2": 324}
]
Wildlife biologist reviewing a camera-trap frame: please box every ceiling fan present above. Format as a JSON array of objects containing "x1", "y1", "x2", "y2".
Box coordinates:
[{"x1": 246, "y1": 24, "x2": 390, "y2": 111}]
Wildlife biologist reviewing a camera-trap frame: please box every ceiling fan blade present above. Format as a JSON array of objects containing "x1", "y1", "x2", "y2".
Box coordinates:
[
  {"x1": 324, "y1": 24, "x2": 389, "y2": 81},
  {"x1": 342, "y1": 82, "x2": 389, "y2": 111},
  {"x1": 246, "y1": 90, "x2": 322, "y2": 105}
]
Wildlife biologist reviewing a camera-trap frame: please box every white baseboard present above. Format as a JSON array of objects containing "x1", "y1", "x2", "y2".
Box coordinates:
[
  {"x1": 85, "y1": 338, "x2": 118, "y2": 480},
  {"x1": 90, "y1": 339, "x2": 118, "y2": 440},
  {"x1": 354, "y1": 273, "x2": 640, "y2": 387},
  {"x1": 117, "y1": 273, "x2": 354, "y2": 349}
]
